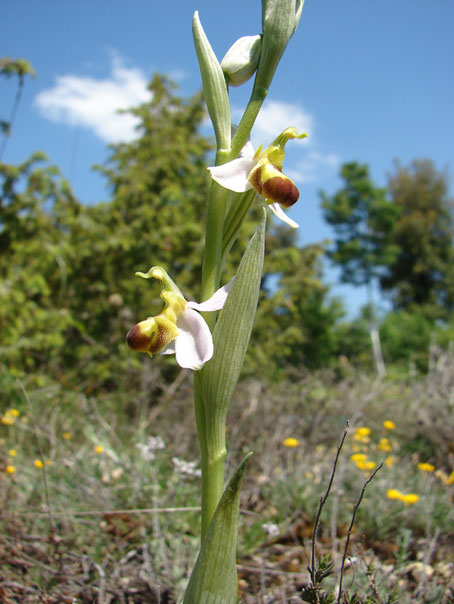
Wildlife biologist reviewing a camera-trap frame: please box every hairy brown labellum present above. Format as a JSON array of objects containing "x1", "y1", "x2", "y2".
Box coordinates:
[
  {"x1": 126, "y1": 322, "x2": 169, "y2": 354},
  {"x1": 126, "y1": 324, "x2": 152, "y2": 352},
  {"x1": 262, "y1": 176, "x2": 299, "y2": 208}
]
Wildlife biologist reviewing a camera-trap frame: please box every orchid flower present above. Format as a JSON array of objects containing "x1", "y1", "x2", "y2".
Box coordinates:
[
  {"x1": 126, "y1": 266, "x2": 231, "y2": 370},
  {"x1": 208, "y1": 126, "x2": 307, "y2": 228}
]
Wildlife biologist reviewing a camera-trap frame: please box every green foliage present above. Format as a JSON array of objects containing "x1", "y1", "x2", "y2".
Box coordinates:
[
  {"x1": 0, "y1": 57, "x2": 35, "y2": 78},
  {"x1": 0, "y1": 153, "x2": 81, "y2": 377},
  {"x1": 2, "y1": 65, "x2": 453, "y2": 392},
  {"x1": 380, "y1": 310, "x2": 433, "y2": 369},
  {"x1": 321, "y1": 162, "x2": 400, "y2": 287},
  {"x1": 1, "y1": 72, "x2": 343, "y2": 398},
  {"x1": 381, "y1": 159, "x2": 454, "y2": 320},
  {"x1": 250, "y1": 226, "x2": 345, "y2": 375}
]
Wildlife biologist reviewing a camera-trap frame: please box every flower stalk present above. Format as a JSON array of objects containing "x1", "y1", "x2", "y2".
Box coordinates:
[{"x1": 127, "y1": 1, "x2": 306, "y2": 597}]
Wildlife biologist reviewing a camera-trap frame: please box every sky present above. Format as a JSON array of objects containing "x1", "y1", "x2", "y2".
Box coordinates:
[{"x1": 2, "y1": 0, "x2": 454, "y2": 316}]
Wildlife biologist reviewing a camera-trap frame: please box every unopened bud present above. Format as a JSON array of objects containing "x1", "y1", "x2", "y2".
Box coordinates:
[{"x1": 221, "y1": 35, "x2": 262, "y2": 87}]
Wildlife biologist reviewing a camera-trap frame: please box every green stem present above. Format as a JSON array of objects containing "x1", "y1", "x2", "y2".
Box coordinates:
[
  {"x1": 200, "y1": 442, "x2": 227, "y2": 540},
  {"x1": 195, "y1": 148, "x2": 230, "y2": 541},
  {"x1": 194, "y1": 370, "x2": 227, "y2": 541},
  {"x1": 195, "y1": 81, "x2": 265, "y2": 538},
  {"x1": 230, "y1": 85, "x2": 268, "y2": 159},
  {"x1": 222, "y1": 190, "x2": 257, "y2": 262},
  {"x1": 200, "y1": 151, "x2": 229, "y2": 306}
]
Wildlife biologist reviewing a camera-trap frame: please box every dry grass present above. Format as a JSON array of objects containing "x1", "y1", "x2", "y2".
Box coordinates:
[{"x1": 1, "y1": 350, "x2": 454, "y2": 602}]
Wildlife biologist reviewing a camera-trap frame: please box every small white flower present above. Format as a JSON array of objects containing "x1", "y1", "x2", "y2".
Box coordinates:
[
  {"x1": 172, "y1": 457, "x2": 202, "y2": 477},
  {"x1": 136, "y1": 435, "x2": 166, "y2": 461},
  {"x1": 262, "y1": 522, "x2": 279, "y2": 537},
  {"x1": 127, "y1": 267, "x2": 232, "y2": 371}
]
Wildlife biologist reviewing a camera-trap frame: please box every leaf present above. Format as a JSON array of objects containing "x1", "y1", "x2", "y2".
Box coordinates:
[
  {"x1": 201, "y1": 210, "x2": 266, "y2": 453},
  {"x1": 183, "y1": 453, "x2": 252, "y2": 604}
]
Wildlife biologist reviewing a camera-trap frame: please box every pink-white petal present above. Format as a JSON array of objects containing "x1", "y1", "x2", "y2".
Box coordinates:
[
  {"x1": 208, "y1": 157, "x2": 256, "y2": 193},
  {"x1": 239, "y1": 140, "x2": 255, "y2": 158},
  {"x1": 187, "y1": 277, "x2": 234, "y2": 312},
  {"x1": 161, "y1": 341, "x2": 176, "y2": 355},
  {"x1": 174, "y1": 308, "x2": 213, "y2": 370},
  {"x1": 268, "y1": 202, "x2": 299, "y2": 228}
]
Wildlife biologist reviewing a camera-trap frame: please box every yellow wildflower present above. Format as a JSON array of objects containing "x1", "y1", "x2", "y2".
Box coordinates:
[
  {"x1": 446, "y1": 472, "x2": 454, "y2": 485},
  {"x1": 1, "y1": 408, "x2": 20, "y2": 424},
  {"x1": 6, "y1": 465, "x2": 16, "y2": 474},
  {"x1": 401, "y1": 493, "x2": 419, "y2": 505},
  {"x1": 387, "y1": 489, "x2": 404, "y2": 500},
  {"x1": 385, "y1": 456, "x2": 396, "y2": 467},
  {"x1": 378, "y1": 437, "x2": 392, "y2": 452},
  {"x1": 62, "y1": 431, "x2": 73, "y2": 440},
  {"x1": 34, "y1": 459, "x2": 44, "y2": 469},
  {"x1": 8, "y1": 449, "x2": 17, "y2": 457},
  {"x1": 353, "y1": 427, "x2": 371, "y2": 442},
  {"x1": 354, "y1": 458, "x2": 376, "y2": 471},
  {"x1": 417, "y1": 462, "x2": 435, "y2": 473},
  {"x1": 94, "y1": 445, "x2": 104, "y2": 454},
  {"x1": 283, "y1": 437, "x2": 300, "y2": 448},
  {"x1": 351, "y1": 453, "x2": 367, "y2": 463},
  {"x1": 383, "y1": 420, "x2": 396, "y2": 431}
]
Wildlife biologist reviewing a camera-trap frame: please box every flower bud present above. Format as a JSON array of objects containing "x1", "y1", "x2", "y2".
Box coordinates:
[
  {"x1": 221, "y1": 35, "x2": 262, "y2": 87},
  {"x1": 255, "y1": 0, "x2": 304, "y2": 92}
]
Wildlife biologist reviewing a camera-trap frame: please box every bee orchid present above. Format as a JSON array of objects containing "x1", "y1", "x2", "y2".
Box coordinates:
[
  {"x1": 208, "y1": 127, "x2": 307, "y2": 228},
  {"x1": 127, "y1": 267, "x2": 231, "y2": 370}
]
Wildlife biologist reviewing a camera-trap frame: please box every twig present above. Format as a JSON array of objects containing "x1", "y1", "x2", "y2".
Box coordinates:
[
  {"x1": 0, "y1": 506, "x2": 200, "y2": 518},
  {"x1": 309, "y1": 422, "x2": 349, "y2": 585},
  {"x1": 92, "y1": 562, "x2": 106, "y2": 604},
  {"x1": 336, "y1": 463, "x2": 383, "y2": 604}
]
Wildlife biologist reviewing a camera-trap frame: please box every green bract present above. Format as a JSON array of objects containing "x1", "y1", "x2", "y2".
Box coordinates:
[
  {"x1": 192, "y1": 11, "x2": 231, "y2": 151},
  {"x1": 183, "y1": 454, "x2": 252, "y2": 604}
]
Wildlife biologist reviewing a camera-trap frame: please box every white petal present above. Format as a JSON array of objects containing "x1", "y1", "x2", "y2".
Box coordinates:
[
  {"x1": 239, "y1": 140, "x2": 255, "y2": 158},
  {"x1": 174, "y1": 308, "x2": 213, "y2": 370},
  {"x1": 268, "y1": 202, "x2": 299, "y2": 228},
  {"x1": 161, "y1": 341, "x2": 176, "y2": 355},
  {"x1": 187, "y1": 277, "x2": 234, "y2": 312},
  {"x1": 208, "y1": 157, "x2": 256, "y2": 193}
]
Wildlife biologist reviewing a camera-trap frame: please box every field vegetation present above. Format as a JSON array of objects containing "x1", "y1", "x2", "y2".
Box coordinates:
[{"x1": 1, "y1": 62, "x2": 454, "y2": 602}]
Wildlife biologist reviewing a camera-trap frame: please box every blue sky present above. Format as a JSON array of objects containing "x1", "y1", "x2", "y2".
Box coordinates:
[{"x1": 2, "y1": 0, "x2": 453, "y2": 315}]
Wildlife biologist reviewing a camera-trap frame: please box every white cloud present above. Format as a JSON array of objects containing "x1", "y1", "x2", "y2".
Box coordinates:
[
  {"x1": 35, "y1": 57, "x2": 151, "y2": 143},
  {"x1": 287, "y1": 150, "x2": 340, "y2": 184},
  {"x1": 251, "y1": 100, "x2": 314, "y2": 144}
]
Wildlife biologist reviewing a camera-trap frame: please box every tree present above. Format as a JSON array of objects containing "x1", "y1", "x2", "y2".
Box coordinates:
[
  {"x1": 381, "y1": 159, "x2": 454, "y2": 320},
  {"x1": 2, "y1": 72, "x2": 341, "y2": 392},
  {"x1": 0, "y1": 58, "x2": 35, "y2": 161},
  {"x1": 250, "y1": 226, "x2": 344, "y2": 376},
  {"x1": 320, "y1": 162, "x2": 400, "y2": 374}
]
